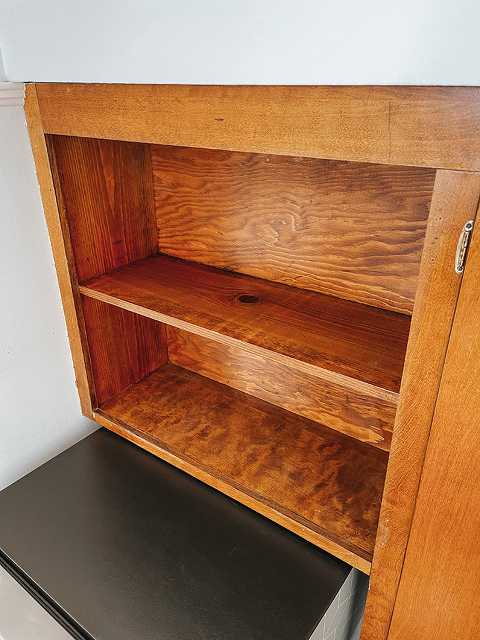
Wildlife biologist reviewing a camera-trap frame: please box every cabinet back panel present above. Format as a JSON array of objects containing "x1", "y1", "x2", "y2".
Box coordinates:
[
  {"x1": 152, "y1": 145, "x2": 436, "y2": 314},
  {"x1": 50, "y1": 135, "x2": 158, "y2": 282},
  {"x1": 82, "y1": 297, "x2": 168, "y2": 405}
]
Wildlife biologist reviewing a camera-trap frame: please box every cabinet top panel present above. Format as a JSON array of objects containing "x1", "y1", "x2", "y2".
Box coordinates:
[{"x1": 29, "y1": 84, "x2": 480, "y2": 171}]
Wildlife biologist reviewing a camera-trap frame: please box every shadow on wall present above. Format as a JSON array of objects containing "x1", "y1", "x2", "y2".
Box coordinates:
[{"x1": 0, "y1": 47, "x2": 6, "y2": 80}]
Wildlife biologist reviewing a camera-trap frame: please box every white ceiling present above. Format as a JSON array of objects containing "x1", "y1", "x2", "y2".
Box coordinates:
[{"x1": 1, "y1": 0, "x2": 480, "y2": 85}]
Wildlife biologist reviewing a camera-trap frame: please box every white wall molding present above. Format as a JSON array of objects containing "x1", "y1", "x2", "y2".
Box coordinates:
[{"x1": 0, "y1": 82, "x2": 24, "y2": 107}]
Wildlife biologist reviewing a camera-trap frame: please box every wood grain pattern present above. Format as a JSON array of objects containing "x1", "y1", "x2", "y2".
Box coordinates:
[
  {"x1": 82, "y1": 296, "x2": 168, "y2": 405},
  {"x1": 24, "y1": 86, "x2": 94, "y2": 416},
  {"x1": 99, "y1": 363, "x2": 388, "y2": 564},
  {"x1": 34, "y1": 84, "x2": 480, "y2": 171},
  {"x1": 167, "y1": 326, "x2": 395, "y2": 450},
  {"x1": 50, "y1": 135, "x2": 158, "y2": 282},
  {"x1": 152, "y1": 145, "x2": 434, "y2": 314},
  {"x1": 387, "y1": 218, "x2": 480, "y2": 640},
  {"x1": 79, "y1": 254, "x2": 410, "y2": 393},
  {"x1": 361, "y1": 170, "x2": 480, "y2": 640},
  {"x1": 45, "y1": 134, "x2": 99, "y2": 409}
]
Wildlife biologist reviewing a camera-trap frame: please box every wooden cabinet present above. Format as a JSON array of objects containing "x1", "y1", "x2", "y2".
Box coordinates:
[{"x1": 26, "y1": 84, "x2": 480, "y2": 639}]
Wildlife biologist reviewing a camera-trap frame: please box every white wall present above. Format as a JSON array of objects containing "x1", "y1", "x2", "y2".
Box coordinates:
[
  {"x1": 0, "y1": 47, "x2": 5, "y2": 81},
  {"x1": 0, "y1": 77, "x2": 95, "y2": 490},
  {"x1": 1, "y1": 0, "x2": 480, "y2": 85}
]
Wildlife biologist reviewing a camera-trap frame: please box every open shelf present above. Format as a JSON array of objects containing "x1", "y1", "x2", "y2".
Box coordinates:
[
  {"x1": 80, "y1": 253, "x2": 410, "y2": 397},
  {"x1": 97, "y1": 363, "x2": 389, "y2": 572},
  {"x1": 46, "y1": 132, "x2": 432, "y2": 571}
]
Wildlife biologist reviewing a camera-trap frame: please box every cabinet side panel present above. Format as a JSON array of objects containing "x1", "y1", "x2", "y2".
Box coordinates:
[
  {"x1": 82, "y1": 297, "x2": 168, "y2": 405},
  {"x1": 361, "y1": 170, "x2": 480, "y2": 640},
  {"x1": 167, "y1": 326, "x2": 395, "y2": 450},
  {"x1": 50, "y1": 135, "x2": 158, "y2": 282},
  {"x1": 387, "y1": 218, "x2": 480, "y2": 640},
  {"x1": 24, "y1": 85, "x2": 94, "y2": 416},
  {"x1": 152, "y1": 146, "x2": 435, "y2": 314}
]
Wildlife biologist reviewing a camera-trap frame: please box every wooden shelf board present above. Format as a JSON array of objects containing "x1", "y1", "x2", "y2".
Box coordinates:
[
  {"x1": 98, "y1": 363, "x2": 389, "y2": 571},
  {"x1": 80, "y1": 254, "x2": 410, "y2": 396}
]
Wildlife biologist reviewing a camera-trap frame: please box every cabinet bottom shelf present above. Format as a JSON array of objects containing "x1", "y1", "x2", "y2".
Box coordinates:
[{"x1": 95, "y1": 363, "x2": 388, "y2": 572}]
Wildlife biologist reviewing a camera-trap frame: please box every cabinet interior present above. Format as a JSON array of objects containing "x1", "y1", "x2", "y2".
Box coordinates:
[{"x1": 47, "y1": 133, "x2": 437, "y2": 572}]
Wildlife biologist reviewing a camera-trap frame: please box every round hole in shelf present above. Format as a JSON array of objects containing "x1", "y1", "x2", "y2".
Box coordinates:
[{"x1": 235, "y1": 294, "x2": 261, "y2": 305}]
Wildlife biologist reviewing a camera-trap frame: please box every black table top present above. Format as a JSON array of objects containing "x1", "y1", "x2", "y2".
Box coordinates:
[{"x1": 0, "y1": 428, "x2": 350, "y2": 640}]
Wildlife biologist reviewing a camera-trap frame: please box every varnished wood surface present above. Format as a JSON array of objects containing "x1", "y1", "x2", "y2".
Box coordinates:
[
  {"x1": 360, "y1": 170, "x2": 480, "y2": 640},
  {"x1": 81, "y1": 297, "x2": 168, "y2": 405},
  {"x1": 99, "y1": 363, "x2": 389, "y2": 566},
  {"x1": 50, "y1": 135, "x2": 158, "y2": 282},
  {"x1": 34, "y1": 84, "x2": 480, "y2": 171},
  {"x1": 387, "y1": 214, "x2": 480, "y2": 640},
  {"x1": 167, "y1": 327, "x2": 395, "y2": 450},
  {"x1": 152, "y1": 145, "x2": 434, "y2": 314},
  {"x1": 24, "y1": 86, "x2": 94, "y2": 416},
  {"x1": 80, "y1": 254, "x2": 410, "y2": 394}
]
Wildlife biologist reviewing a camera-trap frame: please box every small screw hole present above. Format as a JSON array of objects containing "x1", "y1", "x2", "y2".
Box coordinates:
[{"x1": 236, "y1": 294, "x2": 261, "y2": 305}]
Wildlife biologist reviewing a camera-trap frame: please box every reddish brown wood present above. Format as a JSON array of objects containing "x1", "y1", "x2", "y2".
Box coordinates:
[
  {"x1": 49, "y1": 135, "x2": 158, "y2": 282},
  {"x1": 167, "y1": 326, "x2": 395, "y2": 449},
  {"x1": 35, "y1": 84, "x2": 480, "y2": 171},
  {"x1": 82, "y1": 297, "x2": 168, "y2": 405},
  {"x1": 80, "y1": 254, "x2": 410, "y2": 394},
  {"x1": 361, "y1": 170, "x2": 480, "y2": 640},
  {"x1": 44, "y1": 135, "x2": 99, "y2": 410},
  {"x1": 99, "y1": 363, "x2": 388, "y2": 564},
  {"x1": 387, "y1": 214, "x2": 480, "y2": 640},
  {"x1": 152, "y1": 145, "x2": 434, "y2": 314}
]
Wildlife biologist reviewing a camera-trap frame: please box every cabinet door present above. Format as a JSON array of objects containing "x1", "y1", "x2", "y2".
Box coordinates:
[{"x1": 387, "y1": 214, "x2": 480, "y2": 639}]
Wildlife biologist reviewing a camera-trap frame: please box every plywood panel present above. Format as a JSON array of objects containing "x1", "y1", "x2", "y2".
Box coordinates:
[
  {"x1": 50, "y1": 135, "x2": 158, "y2": 282},
  {"x1": 152, "y1": 145, "x2": 434, "y2": 313},
  {"x1": 167, "y1": 326, "x2": 395, "y2": 450},
  {"x1": 99, "y1": 363, "x2": 389, "y2": 566},
  {"x1": 82, "y1": 296, "x2": 168, "y2": 405},
  {"x1": 35, "y1": 84, "x2": 480, "y2": 171}
]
